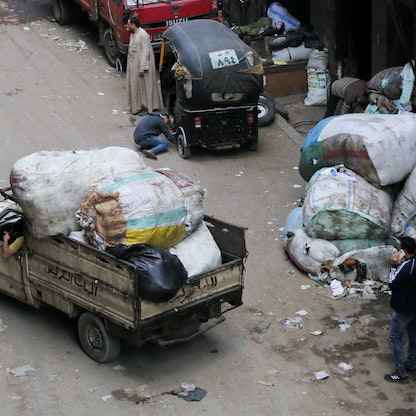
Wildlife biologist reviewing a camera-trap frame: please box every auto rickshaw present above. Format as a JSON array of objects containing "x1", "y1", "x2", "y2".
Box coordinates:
[{"x1": 159, "y1": 20, "x2": 266, "y2": 159}]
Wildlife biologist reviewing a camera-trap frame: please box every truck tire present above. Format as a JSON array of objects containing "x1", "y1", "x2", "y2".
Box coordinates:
[
  {"x1": 257, "y1": 92, "x2": 276, "y2": 127},
  {"x1": 52, "y1": 0, "x2": 73, "y2": 25},
  {"x1": 177, "y1": 127, "x2": 191, "y2": 159},
  {"x1": 103, "y1": 28, "x2": 119, "y2": 68},
  {"x1": 78, "y1": 312, "x2": 121, "y2": 363}
]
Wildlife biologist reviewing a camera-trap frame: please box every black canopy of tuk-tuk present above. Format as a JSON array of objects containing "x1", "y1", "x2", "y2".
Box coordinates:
[{"x1": 163, "y1": 20, "x2": 264, "y2": 108}]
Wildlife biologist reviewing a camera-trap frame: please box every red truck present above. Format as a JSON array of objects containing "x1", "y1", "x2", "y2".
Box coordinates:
[{"x1": 51, "y1": 0, "x2": 223, "y2": 66}]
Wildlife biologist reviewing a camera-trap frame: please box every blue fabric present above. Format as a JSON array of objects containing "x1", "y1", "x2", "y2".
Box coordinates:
[
  {"x1": 389, "y1": 310, "x2": 416, "y2": 373},
  {"x1": 301, "y1": 117, "x2": 334, "y2": 149},
  {"x1": 138, "y1": 135, "x2": 168, "y2": 154}
]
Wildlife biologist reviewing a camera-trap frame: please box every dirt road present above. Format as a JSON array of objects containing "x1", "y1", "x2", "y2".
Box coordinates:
[{"x1": 0, "y1": 1, "x2": 414, "y2": 415}]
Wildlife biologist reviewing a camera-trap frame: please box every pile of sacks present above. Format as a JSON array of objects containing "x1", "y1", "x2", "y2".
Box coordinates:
[
  {"x1": 283, "y1": 112, "x2": 416, "y2": 285},
  {"x1": 9, "y1": 147, "x2": 222, "y2": 279}
]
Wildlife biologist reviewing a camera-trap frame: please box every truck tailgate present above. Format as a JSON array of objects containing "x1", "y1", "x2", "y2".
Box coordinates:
[{"x1": 140, "y1": 257, "x2": 244, "y2": 320}]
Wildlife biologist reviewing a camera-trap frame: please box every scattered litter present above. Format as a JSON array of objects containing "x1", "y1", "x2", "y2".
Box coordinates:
[
  {"x1": 280, "y1": 317, "x2": 302, "y2": 328},
  {"x1": 97, "y1": 92, "x2": 105, "y2": 96},
  {"x1": 330, "y1": 279, "x2": 344, "y2": 296},
  {"x1": 309, "y1": 330, "x2": 322, "y2": 336},
  {"x1": 0, "y1": 318, "x2": 7, "y2": 332},
  {"x1": 300, "y1": 284, "x2": 310, "y2": 290},
  {"x1": 338, "y1": 362, "x2": 353, "y2": 371},
  {"x1": 112, "y1": 109, "x2": 119, "y2": 115},
  {"x1": 23, "y1": 26, "x2": 30, "y2": 31},
  {"x1": 4, "y1": 88, "x2": 22, "y2": 96},
  {"x1": 7, "y1": 364, "x2": 36, "y2": 377},
  {"x1": 112, "y1": 365, "x2": 126, "y2": 371},
  {"x1": 295, "y1": 309, "x2": 308, "y2": 316},
  {"x1": 331, "y1": 315, "x2": 356, "y2": 332},
  {"x1": 251, "y1": 336, "x2": 264, "y2": 344},
  {"x1": 235, "y1": 171, "x2": 243, "y2": 176},
  {"x1": 314, "y1": 370, "x2": 329, "y2": 380},
  {"x1": 246, "y1": 320, "x2": 271, "y2": 334},
  {"x1": 175, "y1": 383, "x2": 207, "y2": 402},
  {"x1": 292, "y1": 184, "x2": 302, "y2": 188},
  {"x1": 101, "y1": 394, "x2": 113, "y2": 402},
  {"x1": 257, "y1": 380, "x2": 276, "y2": 387},
  {"x1": 41, "y1": 95, "x2": 63, "y2": 100}
]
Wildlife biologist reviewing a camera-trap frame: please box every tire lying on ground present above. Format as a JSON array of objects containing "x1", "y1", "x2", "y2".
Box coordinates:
[{"x1": 258, "y1": 91, "x2": 276, "y2": 127}]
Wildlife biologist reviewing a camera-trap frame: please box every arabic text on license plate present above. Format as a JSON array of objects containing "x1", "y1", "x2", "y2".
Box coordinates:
[{"x1": 209, "y1": 49, "x2": 238, "y2": 69}]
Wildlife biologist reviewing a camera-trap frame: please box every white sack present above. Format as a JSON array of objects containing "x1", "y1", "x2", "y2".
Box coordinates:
[
  {"x1": 311, "y1": 113, "x2": 416, "y2": 187},
  {"x1": 10, "y1": 147, "x2": 147, "y2": 238},
  {"x1": 304, "y1": 166, "x2": 393, "y2": 240},
  {"x1": 285, "y1": 228, "x2": 340, "y2": 275},
  {"x1": 272, "y1": 43, "x2": 312, "y2": 63},
  {"x1": 169, "y1": 221, "x2": 222, "y2": 276}
]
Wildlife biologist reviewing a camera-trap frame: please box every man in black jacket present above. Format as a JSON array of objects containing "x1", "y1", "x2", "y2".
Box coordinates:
[{"x1": 385, "y1": 237, "x2": 416, "y2": 383}]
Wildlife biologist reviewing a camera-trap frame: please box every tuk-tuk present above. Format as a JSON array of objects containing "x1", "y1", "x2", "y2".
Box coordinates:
[{"x1": 160, "y1": 20, "x2": 265, "y2": 159}]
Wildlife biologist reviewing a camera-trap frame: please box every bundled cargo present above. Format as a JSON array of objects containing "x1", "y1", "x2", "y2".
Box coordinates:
[
  {"x1": 77, "y1": 170, "x2": 198, "y2": 250},
  {"x1": 303, "y1": 166, "x2": 393, "y2": 240},
  {"x1": 169, "y1": 221, "x2": 222, "y2": 276},
  {"x1": 299, "y1": 113, "x2": 416, "y2": 187},
  {"x1": 10, "y1": 147, "x2": 147, "y2": 238}
]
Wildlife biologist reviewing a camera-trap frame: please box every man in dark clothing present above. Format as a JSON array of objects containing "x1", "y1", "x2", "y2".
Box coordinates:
[
  {"x1": 385, "y1": 236, "x2": 416, "y2": 384},
  {"x1": 133, "y1": 111, "x2": 176, "y2": 160},
  {"x1": 324, "y1": 77, "x2": 369, "y2": 118}
]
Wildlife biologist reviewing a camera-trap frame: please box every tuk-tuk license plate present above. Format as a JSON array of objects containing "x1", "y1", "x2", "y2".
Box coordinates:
[{"x1": 209, "y1": 49, "x2": 238, "y2": 69}]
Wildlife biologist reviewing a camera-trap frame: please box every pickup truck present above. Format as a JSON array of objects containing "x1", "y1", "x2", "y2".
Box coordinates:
[{"x1": 0, "y1": 192, "x2": 246, "y2": 363}]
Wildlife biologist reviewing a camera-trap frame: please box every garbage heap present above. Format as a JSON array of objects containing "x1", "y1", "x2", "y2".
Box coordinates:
[{"x1": 283, "y1": 113, "x2": 416, "y2": 289}]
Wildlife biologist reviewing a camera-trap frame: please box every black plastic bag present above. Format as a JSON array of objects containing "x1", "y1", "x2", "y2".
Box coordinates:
[{"x1": 107, "y1": 244, "x2": 188, "y2": 303}]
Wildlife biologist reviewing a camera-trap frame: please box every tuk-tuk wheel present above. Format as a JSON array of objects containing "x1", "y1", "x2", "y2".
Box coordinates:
[
  {"x1": 177, "y1": 128, "x2": 191, "y2": 159},
  {"x1": 258, "y1": 92, "x2": 276, "y2": 127},
  {"x1": 246, "y1": 140, "x2": 258, "y2": 152}
]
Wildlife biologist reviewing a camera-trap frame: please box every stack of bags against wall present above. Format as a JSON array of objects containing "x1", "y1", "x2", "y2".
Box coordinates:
[
  {"x1": 267, "y1": 2, "x2": 314, "y2": 64},
  {"x1": 10, "y1": 147, "x2": 222, "y2": 278},
  {"x1": 284, "y1": 113, "x2": 416, "y2": 283}
]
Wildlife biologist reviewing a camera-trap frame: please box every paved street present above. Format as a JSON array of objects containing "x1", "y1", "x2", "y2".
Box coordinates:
[{"x1": 0, "y1": 1, "x2": 414, "y2": 415}]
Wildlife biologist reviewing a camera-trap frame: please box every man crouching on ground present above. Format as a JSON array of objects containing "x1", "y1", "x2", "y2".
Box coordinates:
[{"x1": 133, "y1": 111, "x2": 176, "y2": 160}]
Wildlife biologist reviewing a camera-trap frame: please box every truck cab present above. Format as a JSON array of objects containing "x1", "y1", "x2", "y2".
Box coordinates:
[{"x1": 51, "y1": 0, "x2": 223, "y2": 67}]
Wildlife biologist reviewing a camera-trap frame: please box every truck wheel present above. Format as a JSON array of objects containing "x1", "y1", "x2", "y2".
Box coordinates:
[
  {"x1": 78, "y1": 312, "x2": 121, "y2": 363},
  {"x1": 103, "y1": 28, "x2": 119, "y2": 68},
  {"x1": 52, "y1": 0, "x2": 73, "y2": 25},
  {"x1": 257, "y1": 92, "x2": 276, "y2": 127},
  {"x1": 177, "y1": 127, "x2": 191, "y2": 159}
]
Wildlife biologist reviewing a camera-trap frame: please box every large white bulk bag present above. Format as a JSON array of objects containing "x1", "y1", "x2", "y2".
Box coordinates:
[
  {"x1": 10, "y1": 147, "x2": 147, "y2": 238},
  {"x1": 299, "y1": 113, "x2": 416, "y2": 187},
  {"x1": 303, "y1": 166, "x2": 393, "y2": 240}
]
